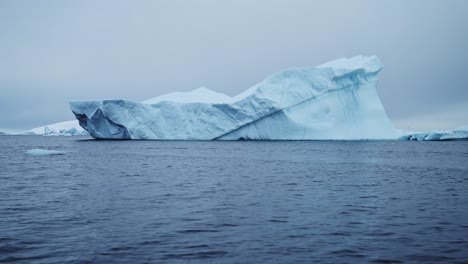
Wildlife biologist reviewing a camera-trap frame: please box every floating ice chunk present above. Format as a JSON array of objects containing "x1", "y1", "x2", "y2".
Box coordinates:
[{"x1": 26, "y1": 149, "x2": 66, "y2": 156}]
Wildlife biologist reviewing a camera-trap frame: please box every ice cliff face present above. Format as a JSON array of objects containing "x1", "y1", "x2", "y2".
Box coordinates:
[{"x1": 70, "y1": 55, "x2": 400, "y2": 140}]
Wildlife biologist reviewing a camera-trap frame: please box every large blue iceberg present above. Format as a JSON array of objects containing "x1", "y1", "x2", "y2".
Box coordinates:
[
  {"x1": 68, "y1": 55, "x2": 467, "y2": 141},
  {"x1": 70, "y1": 56, "x2": 399, "y2": 140}
]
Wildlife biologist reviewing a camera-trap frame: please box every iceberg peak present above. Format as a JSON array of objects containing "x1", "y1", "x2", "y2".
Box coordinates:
[{"x1": 143, "y1": 87, "x2": 232, "y2": 105}]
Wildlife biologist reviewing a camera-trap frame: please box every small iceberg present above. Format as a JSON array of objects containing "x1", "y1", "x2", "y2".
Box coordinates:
[{"x1": 25, "y1": 149, "x2": 66, "y2": 156}]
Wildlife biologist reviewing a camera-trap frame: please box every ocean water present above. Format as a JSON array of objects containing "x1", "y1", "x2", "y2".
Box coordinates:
[{"x1": 0, "y1": 136, "x2": 467, "y2": 263}]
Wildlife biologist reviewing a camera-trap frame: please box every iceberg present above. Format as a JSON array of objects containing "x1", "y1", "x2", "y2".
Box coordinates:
[
  {"x1": 21, "y1": 120, "x2": 88, "y2": 136},
  {"x1": 70, "y1": 55, "x2": 401, "y2": 140},
  {"x1": 400, "y1": 126, "x2": 468, "y2": 141}
]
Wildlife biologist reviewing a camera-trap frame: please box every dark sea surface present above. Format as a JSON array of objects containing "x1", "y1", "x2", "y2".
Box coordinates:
[{"x1": 0, "y1": 136, "x2": 467, "y2": 264}]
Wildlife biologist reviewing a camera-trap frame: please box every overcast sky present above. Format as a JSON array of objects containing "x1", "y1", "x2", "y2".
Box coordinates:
[{"x1": 1, "y1": 0, "x2": 467, "y2": 131}]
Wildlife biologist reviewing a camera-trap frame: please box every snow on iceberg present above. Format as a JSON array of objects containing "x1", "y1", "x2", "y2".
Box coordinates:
[
  {"x1": 400, "y1": 126, "x2": 468, "y2": 141},
  {"x1": 21, "y1": 120, "x2": 88, "y2": 136},
  {"x1": 70, "y1": 55, "x2": 401, "y2": 140},
  {"x1": 143, "y1": 87, "x2": 232, "y2": 105}
]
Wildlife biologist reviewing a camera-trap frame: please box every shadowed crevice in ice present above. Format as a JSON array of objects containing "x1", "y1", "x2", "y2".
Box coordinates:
[{"x1": 70, "y1": 101, "x2": 130, "y2": 139}]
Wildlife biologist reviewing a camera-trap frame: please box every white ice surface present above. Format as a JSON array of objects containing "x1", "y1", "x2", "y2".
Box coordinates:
[
  {"x1": 143, "y1": 87, "x2": 232, "y2": 105},
  {"x1": 70, "y1": 55, "x2": 403, "y2": 140}
]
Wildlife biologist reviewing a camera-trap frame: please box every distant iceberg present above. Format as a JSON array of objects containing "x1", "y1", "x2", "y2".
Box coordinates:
[
  {"x1": 69, "y1": 55, "x2": 402, "y2": 140},
  {"x1": 20, "y1": 120, "x2": 88, "y2": 136},
  {"x1": 400, "y1": 126, "x2": 468, "y2": 141}
]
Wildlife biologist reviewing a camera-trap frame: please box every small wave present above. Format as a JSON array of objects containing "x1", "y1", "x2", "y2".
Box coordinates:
[
  {"x1": 0, "y1": 254, "x2": 50, "y2": 263},
  {"x1": 214, "y1": 223, "x2": 238, "y2": 228},
  {"x1": 109, "y1": 246, "x2": 137, "y2": 252},
  {"x1": 184, "y1": 244, "x2": 210, "y2": 249},
  {"x1": 405, "y1": 254, "x2": 455, "y2": 262},
  {"x1": 370, "y1": 258, "x2": 403, "y2": 263},
  {"x1": 163, "y1": 250, "x2": 227, "y2": 259},
  {"x1": 269, "y1": 219, "x2": 288, "y2": 223},
  {"x1": 0, "y1": 244, "x2": 23, "y2": 254},
  {"x1": 329, "y1": 232, "x2": 351, "y2": 236},
  {"x1": 177, "y1": 229, "x2": 219, "y2": 234},
  {"x1": 138, "y1": 240, "x2": 162, "y2": 246},
  {"x1": 329, "y1": 249, "x2": 366, "y2": 258}
]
